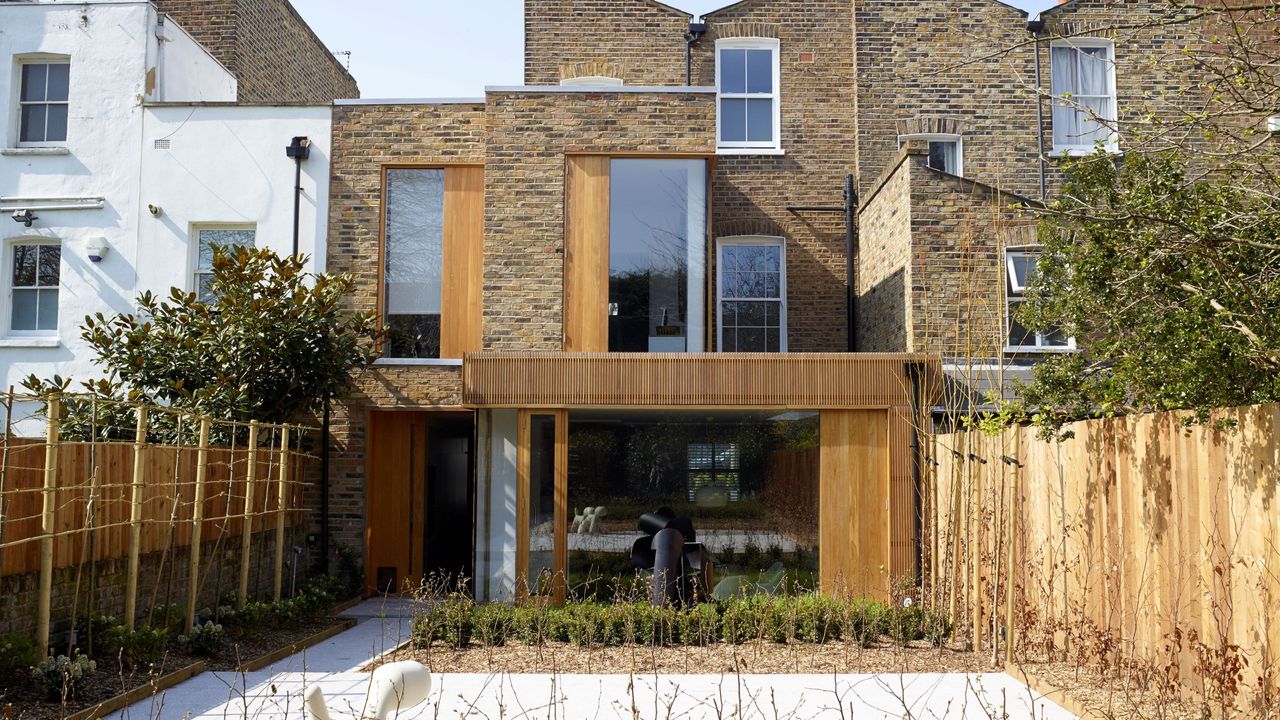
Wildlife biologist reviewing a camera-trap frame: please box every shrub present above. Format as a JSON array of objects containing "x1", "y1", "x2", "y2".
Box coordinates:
[
  {"x1": 472, "y1": 603, "x2": 514, "y2": 647},
  {"x1": 147, "y1": 603, "x2": 186, "y2": 633},
  {"x1": 676, "y1": 603, "x2": 720, "y2": 646},
  {"x1": 512, "y1": 604, "x2": 555, "y2": 646},
  {"x1": 0, "y1": 634, "x2": 38, "y2": 677},
  {"x1": 795, "y1": 594, "x2": 844, "y2": 644},
  {"x1": 628, "y1": 603, "x2": 678, "y2": 646},
  {"x1": 103, "y1": 624, "x2": 169, "y2": 668},
  {"x1": 848, "y1": 599, "x2": 889, "y2": 648},
  {"x1": 179, "y1": 621, "x2": 227, "y2": 657},
  {"x1": 413, "y1": 596, "x2": 473, "y2": 649},
  {"x1": 32, "y1": 653, "x2": 95, "y2": 700},
  {"x1": 720, "y1": 596, "x2": 768, "y2": 645}
]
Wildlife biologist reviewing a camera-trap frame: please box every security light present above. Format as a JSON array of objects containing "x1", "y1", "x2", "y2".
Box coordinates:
[
  {"x1": 286, "y1": 136, "x2": 311, "y2": 160},
  {"x1": 11, "y1": 209, "x2": 37, "y2": 227}
]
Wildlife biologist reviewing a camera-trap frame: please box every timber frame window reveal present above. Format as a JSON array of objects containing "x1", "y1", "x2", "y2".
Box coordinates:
[
  {"x1": 16, "y1": 58, "x2": 70, "y2": 146},
  {"x1": 1005, "y1": 250, "x2": 1074, "y2": 352},
  {"x1": 1050, "y1": 39, "x2": 1118, "y2": 155},
  {"x1": 716, "y1": 38, "x2": 781, "y2": 152},
  {"x1": 383, "y1": 168, "x2": 446, "y2": 360},
  {"x1": 7, "y1": 241, "x2": 60, "y2": 334},
  {"x1": 717, "y1": 236, "x2": 787, "y2": 352}
]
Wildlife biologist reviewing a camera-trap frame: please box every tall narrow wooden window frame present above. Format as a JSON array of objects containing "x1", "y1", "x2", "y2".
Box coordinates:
[{"x1": 515, "y1": 408, "x2": 568, "y2": 604}]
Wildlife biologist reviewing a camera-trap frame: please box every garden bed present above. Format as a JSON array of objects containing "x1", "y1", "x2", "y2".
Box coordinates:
[{"x1": 0, "y1": 576, "x2": 356, "y2": 720}]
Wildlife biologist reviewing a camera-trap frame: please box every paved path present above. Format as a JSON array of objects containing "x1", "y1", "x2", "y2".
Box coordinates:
[{"x1": 107, "y1": 598, "x2": 1076, "y2": 720}]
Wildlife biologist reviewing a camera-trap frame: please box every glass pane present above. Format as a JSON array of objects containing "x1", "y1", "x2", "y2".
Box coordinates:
[
  {"x1": 20, "y1": 64, "x2": 47, "y2": 102},
  {"x1": 720, "y1": 98, "x2": 747, "y2": 143},
  {"x1": 36, "y1": 289, "x2": 58, "y2": 330},
  {"x1": 746, "y1": 49, "x2": 773, "y2": 93},
  {"x1": 766, "y1": 328, "x2": 780, "y2": 351},
  {"x1": 1043, "y1": 325, "x2": 1071, "y2": 347},
  {"x1": 720, "y1": 49, "x2": 746, "y2": 94},
  {"x1": 746, "y1": 98, "x2": 774, "y2": 143},
  {"x1": 384, "y1": 169, "x2": 444, "y2": 359},
  {"x1": 1050, "y1": 46, "x2": 1075, "y2": 96},
  {"x1": 1077, "y1": 47, "x2": 1110, "y2": 96},
  {"x1": 11, "y1": 290, "x2": 37, "y2": 331},
  {"x1": 735, "y1": 302, "x2": 768, "y2": 328},
  {"x1": 1008, "y1": 254, "x2": 1036, "y2": 291},
  {"x1": 528, "y1": 415, "x2": 557, "y2": 598},
  {"x1": 927, "y1": 141, "x2": 958, "y2": 174},
  {"x1": 37, "y1": 245, "x2": 60, "y2": 287},
  {"x1": 12, "y1": 246, "x2": 36, "y2": 286},
  {"x1": 1008, "y1": 302, "x2": 1035, "y2": 347},
  {"x1": 726, "y1": 271, "x2": 780, "y2": 299},
  {"x1": 45, "y1": 63, "x2": 69, "y2": 102},
  {"x1": 609, "y1": 159, "x2": 707, "y2": 353},
  {"x1": 565, "y1": 410, "x2": 821, "y2": 602},
  {"x1": 197, "y1": 228, "x2": 255, "y2": 270},
  {"x1": 738, "y1": 327, "x2": 766, "y2": 351},
  {"x1": 44, "y1": 104, "x2": 68, "y2": 143},
  {"x1": 196, "y1": 273, "x2": 215, "y2": 303},
  {"x1": 385, "y1": 314, "x2": 441, "y2": 359},
  {"x1": 20, "y1": 105, "x2": 46, "y2": 143}
]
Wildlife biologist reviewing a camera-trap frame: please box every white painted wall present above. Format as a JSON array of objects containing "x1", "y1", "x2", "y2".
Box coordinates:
[
  {"x1": 139, "y1": 105, "x2": 331, "y2": 293},
  {"x1": 0, "y1": 2, "x2": 308, "y2": 436}
]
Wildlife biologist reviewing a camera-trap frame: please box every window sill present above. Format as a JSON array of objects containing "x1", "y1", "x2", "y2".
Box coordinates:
[
  {"x1": 717, "y1": 148, "x2": 786, "y2": 156},
  {"x1": 0, "y1": 337, "x2": 61, "y2": 348},
  {"x1": 373, "y1": 358, "x2": 464, "y2": 367},
  {"x1": 1004, "y1": 346, "x2": 1079, "y2": 355},
  {"x1": 2, "y1": 147, "x2": 70, "y2": 156},
  {"x1": 1049, "y1": 146, "x2": 1120, "y2": 158}
]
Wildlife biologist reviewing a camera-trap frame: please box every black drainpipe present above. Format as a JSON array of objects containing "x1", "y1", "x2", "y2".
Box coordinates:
[
  {"x1": 1028, "y1": 16, "x2": 1048, "y2": 202},
  {"x1": 685, "y1": 21, "x2": 708, "y2": 85},
  {"x1": 786, "y1": 173, "x2": 858, "y2": 351},
  {"x1": 319, "y1": 395, "x2": 330, "y2": 573}
]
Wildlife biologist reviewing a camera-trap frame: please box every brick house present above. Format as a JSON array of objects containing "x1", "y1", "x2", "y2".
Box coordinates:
[{"x1": 323, "y1": 0, "x2": 1203, "y2": 601}]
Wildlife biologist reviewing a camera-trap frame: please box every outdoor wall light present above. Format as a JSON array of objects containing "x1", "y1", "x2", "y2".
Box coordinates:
[
  {"x1": 11, "y1": 209, "x2": 37, "y2": 227},
  {"x1": 85, "y1": 237, "x2": 109, "y2": 263}
]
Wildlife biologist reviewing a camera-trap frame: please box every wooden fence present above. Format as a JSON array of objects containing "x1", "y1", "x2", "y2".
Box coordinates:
[
  {"x1": 933, "y1": 403, "x2": 1280, "y2": 705},
  {"x1": 0, "y1": 395, "x2": 316, "y2": 660}
]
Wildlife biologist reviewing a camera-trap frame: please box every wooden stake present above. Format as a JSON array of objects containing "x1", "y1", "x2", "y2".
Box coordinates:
[
  {"x1": 1006, "y1": 428, "x2": 1019, "y2": 664},
  {"x1": 0, "y1": 386, "x2": 14, "y2": 576},
  {"x1": 274, "y1": 426, "x2": 290, "y2": 600},
  {"x1": 239, "y1": 421, "x2": 259, "y2": 607},
  {"x1": 186, "y1": 417, "x2": 211, "y2": 634},
  {"x1": 125, "y1": 406, "x2": 148, "y2": 629},
  {"x1": 36, "y1": 396, "x2": 60, "y2": 661}
]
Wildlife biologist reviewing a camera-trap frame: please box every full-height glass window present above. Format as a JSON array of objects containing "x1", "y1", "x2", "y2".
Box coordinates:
[
  {"x1": 608, "y1": 159, "x2": 707, "y2": 352},
  {"x1": 384, "y1": 168, "x2": 444, "y2": 359},
  {"x1": 18, "y1": 61, "x2": 69, "y2": 145},
  {"x1": 1051, "y1": 41, "x2": 1117, "y2": 154},
  {"x1": 528, "y1": 414, "x2": 558, "y2": 598},
  {"x1": 717, "y1": 237, "x2": 786, "y2": 352},
  {"x1": 565, "y1": 410, "x2": 820, "y2": 601},
  {"x1": 9, "y1": 243, "x2": 59, "y2": 333}
]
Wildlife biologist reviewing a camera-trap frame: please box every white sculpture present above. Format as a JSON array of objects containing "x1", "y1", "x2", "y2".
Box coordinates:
[
  {"x1": 303, "y1": 660, "x2": 433, "y2": 720},
  {"x1": 571, "y1": 506, "x2": 608, "y2": 534}
]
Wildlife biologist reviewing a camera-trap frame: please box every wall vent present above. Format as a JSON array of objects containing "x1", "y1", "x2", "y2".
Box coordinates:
[{"x1": 153, "y1": 139, "x2": 171, "y2": 150}]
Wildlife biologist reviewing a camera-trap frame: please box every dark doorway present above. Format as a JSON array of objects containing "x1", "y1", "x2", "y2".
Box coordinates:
[{"x1": 423, "y1": 414, "x2": 475, "y2": 589}]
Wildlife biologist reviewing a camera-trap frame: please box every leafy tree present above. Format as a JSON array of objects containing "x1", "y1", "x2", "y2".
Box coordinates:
[
  {"x1": 25, "y1": 246, "x2": 378, "y2": 439},
  {"x1": 1014, "y1": 150, "x2": 1280, "y2": 435}
]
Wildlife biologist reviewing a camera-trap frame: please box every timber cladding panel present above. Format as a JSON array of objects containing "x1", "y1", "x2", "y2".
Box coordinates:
[
  {"x1": 155, "y1": 0, "x2": 359, "y2": 102},
  {"x1": 482, "y1": 90, "x2": 716, "y2": 352},
  {"x1": 819, "y1": 409, "x2": 890, "y2": 600}
]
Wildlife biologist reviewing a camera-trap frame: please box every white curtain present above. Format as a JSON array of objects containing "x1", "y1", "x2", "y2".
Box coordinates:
[{"x1": 1052, "y1": 45, "x2": 1114, "y2": 148}]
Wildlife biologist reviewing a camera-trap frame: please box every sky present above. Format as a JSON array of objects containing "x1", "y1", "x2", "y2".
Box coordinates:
[{"x1": 291, "y1": 0, "x2": 1058, "y2": 99}]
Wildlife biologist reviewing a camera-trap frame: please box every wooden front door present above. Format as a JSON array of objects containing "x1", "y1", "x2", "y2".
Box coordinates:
[{"x1": 365, "y1": 411, "x2": 427, "y2": 595}]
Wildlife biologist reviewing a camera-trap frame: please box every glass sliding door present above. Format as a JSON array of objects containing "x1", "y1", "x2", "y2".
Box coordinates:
[{"x1": 608, "y1": 159, "x2": 708, "y2": 353}]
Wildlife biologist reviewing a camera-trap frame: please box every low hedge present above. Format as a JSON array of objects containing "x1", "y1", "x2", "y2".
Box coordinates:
[{"x1": 412, "y1": 595, "x2": 948, "y2": 650}]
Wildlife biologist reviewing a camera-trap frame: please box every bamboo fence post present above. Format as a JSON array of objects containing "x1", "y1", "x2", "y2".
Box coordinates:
[
  {"x1": 274, "y1": 425, "x2": 290, "y2": 600},
  {"x1": 1006, "y1": 428, "x2": 1019, "y2": 664},
  {"x1": 239, "y1": 420, "x2": 259, "y2": 606},
  {"x1": 125, "y1": 405, "x2": 148, "y2": 629},
  {"x1": 36, "y1": 396, "x2": 61, "y2": 661},
  {"x1": 0, "y1": 386, "x2": 13, "y2": 575},
  {"x1": 186, "y1": 417, "x2": 211, "y2": 634}
]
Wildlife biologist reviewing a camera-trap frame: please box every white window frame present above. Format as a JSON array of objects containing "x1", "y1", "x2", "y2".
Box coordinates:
[
  {"x1": 715, "y1": 37, "x2": 782, "y2": 153},
  {"x1": 716, "y1": 235, "x2": 788, "y2": 352},
  {"x1": 14, "y1": 55, "x2": 71, "y2": 148},
  {"x1": 5, "y1": 239, "x2": 61, "y2": 337},
  {"x1": 191, "y1": 224, "x2": 256, "y2": 301},
  {"x1": 1049, "y1": 38, "x2": 1119, "y2": 157},
  {"x1": 898, "y1": 133, "x2": 964, "y2": 176},
  {"x1": 1005, "y1": 249, "x2": 1076, "y2": 353}
]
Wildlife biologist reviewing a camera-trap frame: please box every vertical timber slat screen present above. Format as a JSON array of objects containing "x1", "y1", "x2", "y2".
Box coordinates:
[{"x1": 934, "y1": 402, "x2": 1280, "y2": 703}]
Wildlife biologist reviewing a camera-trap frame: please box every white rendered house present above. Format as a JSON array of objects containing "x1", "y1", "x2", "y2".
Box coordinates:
[{"x1": 0, "y1": 1, "x2": 333, "y2": 433}]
